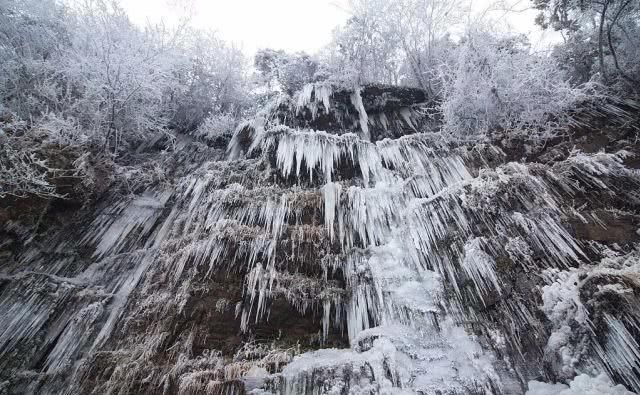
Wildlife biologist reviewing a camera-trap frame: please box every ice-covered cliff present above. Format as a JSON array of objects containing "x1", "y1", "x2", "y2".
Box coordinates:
[{"x1": 1, "y1": 84, "x2": 639, "y2": 394}]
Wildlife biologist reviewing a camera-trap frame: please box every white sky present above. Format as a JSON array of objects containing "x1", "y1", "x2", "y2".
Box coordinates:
[
  {"x1": 120, "y1": 0, "x2": 560, "y2": 55},
  {"x1": 121, "y1": 0, "x2": 351, "y2": 54}
]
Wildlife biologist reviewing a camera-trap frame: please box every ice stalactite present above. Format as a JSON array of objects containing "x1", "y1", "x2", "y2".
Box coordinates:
[
  {"x1": 245, "y1": 107, "x2": 640, "y2": 393},
  {"x1": 4, "y1": 84, "x2": 640, "y2": 394},
  {"x1": 461, "y1": 238, "x2": 502, "y2": 302},
  {"x1": 401, "y1": 161, "x2": 589, "y2": 295},
  {"x1": 43, "y1": 301, "x2": 104, "y2": 373},
  {"x1": 323, "y1": 182, "x2": 403, "y2": 251},
  {"x1": 322, "y1": 182, "x2": 341, "y2": 242},
  {"x1": 398, "y1": 107, "x2": 416, "y2": 131},
  {"x1": 296, "y1": 83, "x2": 333, "y2": 119},
  {"x1": 90, "y1": 253, "x2": 158, "y2": 351},
  {"x1": 254, "y1": 126, "x2": 497, "y2": 187},
  {"x1": 240, "y1": 262, "x2": 347, "y2": 336},
  {"x1": 350, "y1": 87, "x2": 371, "y2": 141},
  {"x1": 556, "y1": 149, "x2": 640, "y2": 195},
  {"x1": 0, "y1": 276, "x2": 76, "y2": 367},
  {"x1": 254, "y1": 127, "x2": 516, "y2": 392},
  {"x1": 595, "y1": 314, "x2": 640, "y2": 392},
  {"x1": 81, "y1": 191, "x2": 172, "y2": 260},
  {"x1": 244, "y1": 263, "x2": 277, "y2": 330},
  {"x1": 269, "y1": 128, "x2": 360, "y2": 183},
  {"x1": 538, "y1": 248, "x2": 640, "y2": 393}
]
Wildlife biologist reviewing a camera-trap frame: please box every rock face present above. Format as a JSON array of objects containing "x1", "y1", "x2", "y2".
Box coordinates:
[{"x1": 1, "y1": 84, "x2": 640, "y2": 394}]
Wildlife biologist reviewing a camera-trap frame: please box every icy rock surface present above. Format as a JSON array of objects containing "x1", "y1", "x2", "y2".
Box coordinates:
[{"x1": 1, "y1": 85, "x2": 640, "y2": 394}]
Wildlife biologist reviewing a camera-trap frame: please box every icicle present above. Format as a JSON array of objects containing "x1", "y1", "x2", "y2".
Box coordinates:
[
  {"x1": 322, "y1": 182, "x2": 342, "y2": 242},
  {"x1": 594, "y1": 314, "x2": 640, "y2": 392},
  {"x1": 378, "y1": 113, "x2": 389, "y2": 131},
  {"x1": 296, "y1": 83, "x2": 332, "y2": 119},
  {"x1": 82, "y1": 190, "x2": 171, "y2": 260},
  {"x1": 90, "y1": 253, "x2": 157, "y2": 352},
  {"x1": 322, "y1": 299, "x2": 331, "y2": 342},
  {"x1": 510, "y1": 212, "x2": 584, "y2": 268},
  {"x1": 350, "y1": 88, "x2": 370, "y2": 141},
  {"x1": 44, "y1": 302, "x2": 104, "y2": 373},
  {"x1": 398, "y1": 107, "x2": 416, "y2": 130},
  {"x1": 0, "y1": 276, "x2": 76, "y2": 362},
  {"x1": 461, "y1": 238, "x2": 502, "y2": 302}
]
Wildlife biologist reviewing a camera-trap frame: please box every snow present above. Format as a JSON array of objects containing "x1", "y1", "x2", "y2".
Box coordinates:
[
  {"x1": 526, "y1": 374, "x2": 635, "y2": 395},
  {"x1": 276, "y1": 325, "x2": 498, "y2": 395}
]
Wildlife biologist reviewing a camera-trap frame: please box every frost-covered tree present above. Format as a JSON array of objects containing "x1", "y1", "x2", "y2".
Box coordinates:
[
  {"x1": 534, "y1": 0, "x2": 640, "y2": 92},
  {"x1": 65, "y1": 0, "x2": 184, "y2": 150},
  {"x1": 169, "y1": 30, "x2": 249, "y2": 133},
  {"x1": 1, "y1": 0, "x2": 249, "y2": 147},
  {"x1": 322, "y1": 0, "x2": 466, "y2": 91},
  {"x1": 254, "y1": 49, "x2": 320, "y2": 95},
  {"x1": 438, "y1": 32, "x2": 592, "y2": 136},
  {"x1": 323, "y1": 0, "x2": 405, "y2": 86},
  {"x1": 0, "y1": 0, "x2": 250, "y2": 200},
  {"x1": 0, "y1": 0, "x2": 72, "y2": 119},
  {"x1": 314, "y1": 0, "x2": 597, "y2": 137},
  {"x1": 0, "y1": 122, "x2": 60, "y2": 199},
  {"x1": 386, "y1": 0, "x2": 466, "y2": 94}
]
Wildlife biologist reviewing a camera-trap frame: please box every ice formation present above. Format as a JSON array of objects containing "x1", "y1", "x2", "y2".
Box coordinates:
[
  {"x1": 2, "y1": 84, "x2": 640, "y2": 394},
  {"x1": 526, "y1": 373, "x2": 635, "y2": 395},
  {"x1": 538, "y1": 248, "x2": 640, "y2": 392}
]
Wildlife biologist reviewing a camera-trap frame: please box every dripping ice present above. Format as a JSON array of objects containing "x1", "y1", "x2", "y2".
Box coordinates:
[{"x1": 3, "y1": 82, "x2": 640, "y2": 395}]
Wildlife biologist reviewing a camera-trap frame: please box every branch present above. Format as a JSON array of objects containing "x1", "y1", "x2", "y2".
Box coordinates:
[{"x1": 606, "y1": 0, "x2": 639, "y2": 88}]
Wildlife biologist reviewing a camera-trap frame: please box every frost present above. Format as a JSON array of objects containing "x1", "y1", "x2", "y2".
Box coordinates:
[{"x1": 3, "y1": 60, "x2": 640, "y2": 394}]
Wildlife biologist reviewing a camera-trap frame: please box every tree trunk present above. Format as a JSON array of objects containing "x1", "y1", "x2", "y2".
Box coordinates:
[
  {"x1": 606, "y1": 0, "x2": 638, "y2": 88},
  {"x1": 597, "y1": 0, "x2": 610, "y2": 84}
]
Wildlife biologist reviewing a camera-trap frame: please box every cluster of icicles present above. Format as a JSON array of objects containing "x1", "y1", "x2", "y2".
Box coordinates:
[
  {"x1": 62, "y1": 120, "x2": 637, "y2": 393},
  {"x1": 3, "y1": 85, "x2": 639, "y2": 394},
  {"x1": 183, "y1": 118, "x2": 637, "y2": 393}
]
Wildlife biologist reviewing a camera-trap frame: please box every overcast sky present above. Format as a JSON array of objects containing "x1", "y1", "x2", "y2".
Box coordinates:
[
  {"x1": 120, "y1": 0, "x2": 559, "y2": 55},
  {"x1": 121, "y1": 0, "x2": 350, "y2": 54}
]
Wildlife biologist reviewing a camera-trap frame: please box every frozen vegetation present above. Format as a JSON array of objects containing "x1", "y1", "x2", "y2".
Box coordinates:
[{"x1": 1, "y1": 0, "x2": 640, "y2": 394}]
